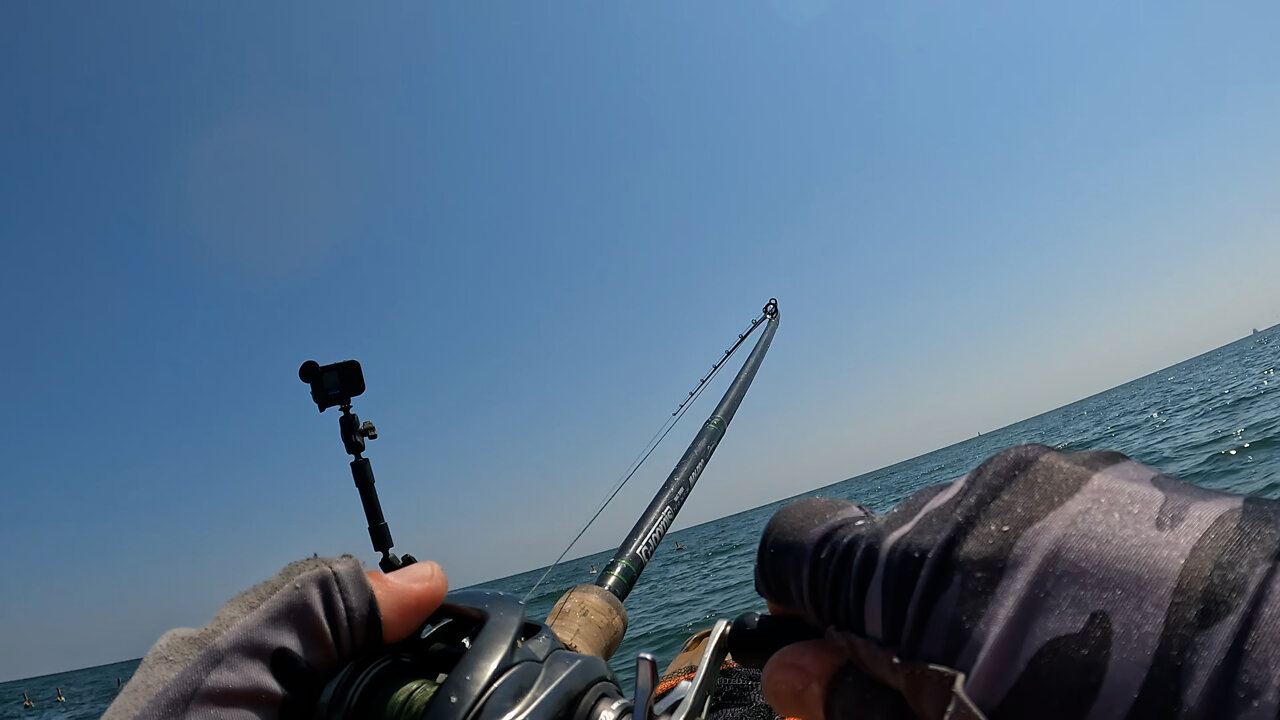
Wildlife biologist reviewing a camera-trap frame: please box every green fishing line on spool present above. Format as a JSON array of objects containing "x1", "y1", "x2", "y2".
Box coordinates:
[{"x1": 383, "y1": 677, "x2": 440, "y2": 720}]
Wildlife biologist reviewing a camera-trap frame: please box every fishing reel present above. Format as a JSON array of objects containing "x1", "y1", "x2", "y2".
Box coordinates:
[
  {"x1": 315, "y1": 590, "x2": 619, "y2": 720},
  {"x1": 313, "y1": 589, "x2": 734, "y2": 720}
]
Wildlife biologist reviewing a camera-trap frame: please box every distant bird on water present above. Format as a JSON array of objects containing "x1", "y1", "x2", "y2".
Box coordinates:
[
  {"x1": 674, "y1": 541, "x2": 687, "y2": 551},
  {"x1": 56, "y1": 688, "x2": 66, "y2": 702},
  {"x1": 23, "y1": 692, "x2": 34, "y2": 708}
]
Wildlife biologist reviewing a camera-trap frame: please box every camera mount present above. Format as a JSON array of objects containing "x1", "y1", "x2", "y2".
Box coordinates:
[{"x1": 300, "y1": 359, "x2": 415, "y2": 573}]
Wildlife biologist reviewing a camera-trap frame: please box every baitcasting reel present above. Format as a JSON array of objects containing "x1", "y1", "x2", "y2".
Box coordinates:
[{"x1": 312, "y1": 589, "x2": 734, "y2": 720}]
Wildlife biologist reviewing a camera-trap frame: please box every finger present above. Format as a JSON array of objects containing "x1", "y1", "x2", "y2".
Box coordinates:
[
  {"x1": 760, "y1": 639, "x2": 846, "y2": 720},
  {"x1": 366, "y1": 561, "x2": 449, "y2": 644}
]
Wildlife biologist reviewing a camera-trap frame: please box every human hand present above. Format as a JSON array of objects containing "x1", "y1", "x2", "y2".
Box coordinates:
[
  {"x1": 755, "y1": 500, "x2": 926, "y2": 720},
  {"x1": 754, "y1": 444, "x2": 1280, "y2": 720},
  {"x1": 107, "y1": 556, "x2": 449, "y2": 719}
]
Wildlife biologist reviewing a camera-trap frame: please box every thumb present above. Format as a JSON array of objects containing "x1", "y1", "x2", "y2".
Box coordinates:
[{"x1": 366, "y1": 561, "x2": 449, "y2": 643}]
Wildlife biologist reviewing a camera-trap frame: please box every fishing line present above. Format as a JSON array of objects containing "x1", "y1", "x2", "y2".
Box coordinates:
[{"x1": 524, "y1": 312, "x2": 768, "y2": 601}]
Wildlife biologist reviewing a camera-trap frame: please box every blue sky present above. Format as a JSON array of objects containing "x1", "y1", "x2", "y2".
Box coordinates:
[{"x1": 3, "y1": 1, "x2": 1280, "y2": 681}]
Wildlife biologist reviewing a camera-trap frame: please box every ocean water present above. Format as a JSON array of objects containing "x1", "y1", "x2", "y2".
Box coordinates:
[
  {"x1": 0, "y1": 661, "x2": 137, "y2": 720},
  {"x1": 4, "y1": 328, "x2": 1277, "y2": 717}
]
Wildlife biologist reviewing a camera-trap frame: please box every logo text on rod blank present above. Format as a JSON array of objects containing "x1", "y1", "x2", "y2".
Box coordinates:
[{"x1": 637, "y1": 506, "x2": 676, "y2": 562}]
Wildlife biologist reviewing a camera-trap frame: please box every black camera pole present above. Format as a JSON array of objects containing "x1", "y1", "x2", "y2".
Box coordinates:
[
  {"x1": 300, "y1": 359, "x2": 414, "y2": 573},
  {"x1": 338, "y1": 405, "x2": 415, "y2": 573}
]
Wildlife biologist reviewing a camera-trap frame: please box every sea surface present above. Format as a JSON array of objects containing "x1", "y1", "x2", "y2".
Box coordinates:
[{"x1": 5, "y1": 327, "x2": 1277, "y2": 717}]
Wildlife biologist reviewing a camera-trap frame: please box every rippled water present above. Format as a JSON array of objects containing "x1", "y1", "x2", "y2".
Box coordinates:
[
  {"x1": 4, "y1": 327, "x2": 1276, "y2": 715},
  {"x1": 0, "y1": 661, "x2": 136, "y2": 720}
]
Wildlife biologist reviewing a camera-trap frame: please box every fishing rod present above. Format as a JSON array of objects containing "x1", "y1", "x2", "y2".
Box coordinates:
[
  {"x1": 298, "y1": 298, "x2": 780, "y2": 720},
  {"x1": 544, "y1": 298, "x2": 780, "y2": 660}
]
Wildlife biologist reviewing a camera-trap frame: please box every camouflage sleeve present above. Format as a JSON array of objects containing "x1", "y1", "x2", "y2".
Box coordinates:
[
  {"x1": 755, "y1": 444, "x2": 1280, "y2": 720},
  {"x1": 103, "y1": 555, "x2": 380, "y2": 720}
]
